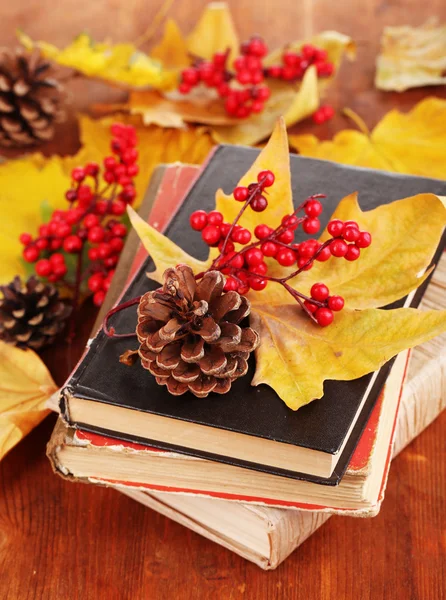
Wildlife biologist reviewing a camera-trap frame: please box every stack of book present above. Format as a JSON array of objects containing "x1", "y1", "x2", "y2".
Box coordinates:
[{"x1": 49, "y1": 152, "x2": 446, "y2": 569}]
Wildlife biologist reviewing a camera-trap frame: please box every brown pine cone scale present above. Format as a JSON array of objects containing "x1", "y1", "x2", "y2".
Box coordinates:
[{"x1": 133, "y1": 265, "x2": 259, "y2": 398}]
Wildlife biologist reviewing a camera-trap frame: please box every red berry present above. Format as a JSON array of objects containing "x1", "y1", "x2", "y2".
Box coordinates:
[
  {"x1": 85, "y1": 162, "x2": 100, "y2": 177},
  {"x1": 93, "y1": 290, "x2": 106, "y2": 306},
  {"x1": 297, "y1": 256, "x2": 312, "y2": 271},
  {"x1": 316, "y1": 245, "x2": 331, "y2": 262},
  {"x1": 261, "y1": 241, "x2": 278, "y2": 257},
  {"x1": 311, "y1": 282, "x2": 330, "y2": 301},
  {"x1": 312, "y1": 108, "x2": 326, "y2": 125},
  {"x1": 228, "y1": 253, "x2": 244, "y2": 269},
  {"x1": 315, "y1": 308, "x2": 334, "y2": 327},
  {"x1": 71, "y1": 167, "x2": 85, "y2": 182},
  {"x1": 53, "y1": 263, "x2": 68, "y2": 279},
  {"x1": 345, "y1": 245, "x2": 361, "y2": 261},
  {"x1": 103, "y1": 171, "x2": 115, "y2": 184},
  {"x1": 50, "y1": 239, "x2": 62, "y2": 251},
  {"x1": 302, "y1": 44, "x2": 316, "y2": 60},
  {"x1": 104, "y1": 156, "x2": 117, "y2": 170},
  {"x1": 207, "y1": 211, "x2": 223, "y2": 226},
  {"x1": 98, "y1": 243, "x2": 112, "y2": 259},
  {"x1": 35, "y1": 259, "x2": 52, "y2": 277},
  {"x1": 95, "y1": 200, "x2": 108, "y2": 215},
  {"x1": 202, "y1": 225, "x2": 221, "y2": 246},
  {"x1": 343, "y1": 225, "x2": 360, "y2": 242},
  {"x1": 236, "y1": 70, "x2": 252, "y2": 84},
  {"x1": 234, "y1": 228, "x2": 252, "y2": 245},
  {"x1": 283, "y1": 51, "x2": 299, "y2": 67},
  {"x1": 65, "y1": 190, "x2": 77, "y2": 203},
  {"x1": 278, "y1": 229, "x2": 294, "y2": 244},
  {"x1": 55, "y1": 223, "x2": 72, "y2": 238},
  {"x1": 247, "y1": 37, "x2": 267, "y2": 57},
  {"x1": 257, "y1": 170, "x2": 275, "y2": 187},
  {"x1": 110, "y1": 237, "x2": 124, "y2": 253},
  {"x1": 254, "y1": 224, "x2": 272, "y2": 240},
  {"x1": 220, "y1": 223, "x2": 232, "y2": 237},
  {"x1": 36, "y1": 238, "x2": 48, "y2": 250},
  {"x1": 178, "y1": 82, "x2": 191, "y2": 94},
  {"x1": 66, "y1": 209, "x2": 82, "y2": 224},
  {"x1": 118, "y1": 176, "x2": 132, "y2": 188},
  {"x1": 217, "y1": 83, "x2": 230, "y2": 97},
  {"x1": 356, "y1": 231, "x2": 372, "y2": 248},
  {"x1": 19, "y1": 233, "x2": 32, "y2": 245},
  {"x1": 122, "y1": 149, "x2": 138, "y2": 165},
  {"x1": 330, "y1": 239, "x2": 348, "y2": 257},
  {"x1": 251, "y1": 261, "x2": 268, "y2": 275},
  {"x1": 223, "y1": 277, "x2": 239, "y2": 292},
  {"x1": 84, "y1": 214, "x2": 99, "y2": 229},
  {"x1": 233, "y1": 186, "x2": 249, "y2": 202},
  {"x1": 249, "y1": 276, "x2": 267, "y2": 291},
  {"x1": 282, "y1": 214, "x2": 299, "y2": 230},
  {"x1": 111, "y1": 223, "x2": 127, "y2": 238},
  {"x1": 88, "y1": 247, "x2": 99, "y2": 261},
  {"x1": 88, "y1": 273, "x2": 104, "y2": 293},
  {"x1": 189, "y1": 210, "x2": 208, "y2": 231},
  {"x1": 63, "y1": 235, "x2": 83, "y2": 253},
  {"x1": 321, "y1": 105, "x2": 335, "y2": 120},
  {"x1": 245, "y1": 248, "x2": 264, "y2": 266},
  {"x1": 218, "y1": 239, "x2": 235, "y2": 254},
  {"x1": 121, "y1": 186, "x2": 136, "y2": 203},
  {"x1": 104, "y1": 255, "x2": 118, "y2": 268},
  {"x1": 305, "y1": 199, "x2": 323, "y2": 218},
  {"x1": 304, "y1": 300, "x2": 318, "y2": 314},
  {"x1": 182, "y1": 67, "x2": 199, "y2": 85},
  {"x1": 88, "y1": 226, "x2": 105, "y2": 244},
  {"x1": 327, "y1": 219, "x2": 344, "y2": 237},
  {"x1": 127, "y1": 164, "x2": 139, "y2": 177},
  {"x1": 250, "y1": 195, "x2": 268, "y2": 212},
  {"x1": 39, "y1": 224, "x2": 50, "y2": 237},
  {"x1": 328, "y1": 295, "x2": 344, "y2": 311},
  {"x1": 23, "y1": 246, "x2": 39, "y2": 262},
  {"x1": 49, "y1": 253, "x2": 65, "y2": 266},
  {"x1": 344, "y1": 220, "x2": 359, "y2": 229},
  {"x1": 276, "y1": 248, "x2": 296, "y2": 267},
  {"x1": 303, "y1": 217, "x2": 320, "y2": 234},
  {"x1": 111, "y1": 200, "x2": 126, "y2": 215},
  {"x1": 267, "y1": 65, "x2": 282, "y2": 78}
]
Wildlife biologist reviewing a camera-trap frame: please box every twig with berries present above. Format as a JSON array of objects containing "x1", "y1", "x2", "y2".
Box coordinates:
[
  {"x1": 190, "y1": 170, "x2": 371, "y2": 327},
  {"x1": 19, "y1": 123, "x2": 139, "y2": 333},
  {"x1": 179, "y1": 37, "x2": 335, "y2": 121}
]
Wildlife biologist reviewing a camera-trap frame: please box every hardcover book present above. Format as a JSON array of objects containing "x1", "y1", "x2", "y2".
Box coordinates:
[{"x1": 59, "y1": 147, "x2": 446, "y2": 488}]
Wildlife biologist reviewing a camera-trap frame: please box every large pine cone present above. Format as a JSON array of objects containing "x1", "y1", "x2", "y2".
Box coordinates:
[
  {"x1": 0, "y1": 276, "x2": 71, "y2": 350},
  {"x1": 0, "y1": 48, "x2": 65, "y2": 148},
  {"x1": 135, "y1": 265, "x2": 260, "y2": 398}
]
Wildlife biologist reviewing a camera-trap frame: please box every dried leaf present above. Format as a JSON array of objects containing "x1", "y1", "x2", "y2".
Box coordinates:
[
  {"x1": 375, "y1": 18, "x2": 446, "y2": 91},
  {"x1": 17, "y1": 31, "x2": 177, "y2": 91},
  {"x1": 150, "y1": 19, "x2": 190, "y2": 69},
  {"x1": 131, "y1": 117, "x2": 446, "y2": 410},
  {"x1": 0, "y1": 341, "x2": 57, "y2": 460},
  {"x1": 186, "y1": 2, "x2": 240, "y2": 64},
  {"x1": 289, "y1": 98, "x2": 446, "y2": 180},
  {"x1": 0, "y1": 114, "x2": 213, "y2": 284}
]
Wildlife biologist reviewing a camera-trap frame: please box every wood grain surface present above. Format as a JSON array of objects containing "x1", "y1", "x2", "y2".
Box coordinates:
[{"x1": 0, "y1": 0, "x2": 445, "y2": 598}]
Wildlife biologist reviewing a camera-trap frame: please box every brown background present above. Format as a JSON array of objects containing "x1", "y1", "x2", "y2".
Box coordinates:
[{"x1": 1, "y1": 0, "x2": 445, "y2": 598}]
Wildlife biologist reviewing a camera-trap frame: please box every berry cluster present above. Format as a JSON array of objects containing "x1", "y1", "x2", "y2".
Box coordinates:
[
  {"x1": 179, "y1": 37, "x2": 271, "y2": 119},
  {"x1": 312, "y1": 104, "x2": 335, "y2": 124},
  {"x1": 191, "y1": 170, "x2": 372, "y2": 326},
  {"x1": 179, "y1": 37, "x2": 334, "y2": 120},
  {"x1": 267, "y1": 44, "x2": 334, "y2": 81},
  {"x1": 20, "y1": 123, "x2": 137, "y2": 307}
]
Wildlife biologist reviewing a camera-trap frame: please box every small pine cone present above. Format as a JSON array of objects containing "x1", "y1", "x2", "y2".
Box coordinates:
[
  {"x1": 0, "y1": 48, "x2": 66, "y2": 148},
  {"x1": 0, "y1": 276, "x2": 71, "y2": 350},
  {"x1": 133, "y1": 265, "x2": 260, "y2": 398}
]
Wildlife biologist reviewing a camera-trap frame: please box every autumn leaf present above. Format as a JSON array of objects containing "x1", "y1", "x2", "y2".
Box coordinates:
[
  {"x1": 17, "y1": 31, "x2": 178, "y2": 91},
  {"x1": 289, "y1": 98, "x2": 446, "y2": 180},
  {"x1": 375, "y1": 18, "x2": 446, "y2": 91},
  {"x1": 186, "y1": 2, "x2": 239, "y2": 64},
  {"x1": 131, "y1": 118, "x2": 446, "y2": 410},
  {"x1": 0, "y1": 341, "x2": 57, "y2": 460},
  {"x1": 0, "y1": 114, "x2": 213, "y2": 285}
]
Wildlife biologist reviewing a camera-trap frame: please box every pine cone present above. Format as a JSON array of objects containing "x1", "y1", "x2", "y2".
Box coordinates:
[
  {"x1": 0, "y1": 48, "x2": 65, "y2": 148},
  {"x1": 133, "y1": 265, "x2": 260, "y2": 398},
  {"x1": 0, "y1": 276, "x2": 71, "y2": 349}
]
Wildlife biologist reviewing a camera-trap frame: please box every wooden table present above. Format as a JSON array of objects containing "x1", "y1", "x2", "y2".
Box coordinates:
[{"x1": 1, "y1": 1, "x2": 445, "y2": 598}]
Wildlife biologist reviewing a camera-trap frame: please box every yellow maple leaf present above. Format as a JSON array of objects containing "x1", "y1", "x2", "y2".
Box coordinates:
[
  {"x1": 0, "y1": 114, "x2": 213, "y2": 285},
  {"x1": 0, "y1": 341, "x2": 57, "y2": 460},
  {"x1": 289, "y1": 98, "x2": 446, "y2": 180},
  {"x1": 17, "y1": 31, "x2": 177, "y2": 91},
  {"x1": 130, "y1": 118, "x2": 446, "y2": 410},
  {"x1": 375, "y1": 18, "x2": 446, "y2": 91}
]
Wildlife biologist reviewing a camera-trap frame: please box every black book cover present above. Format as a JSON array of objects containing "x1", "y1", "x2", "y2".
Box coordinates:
[{"x1": 61, "y1": 149, "x2": 446, "y2": 486}]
